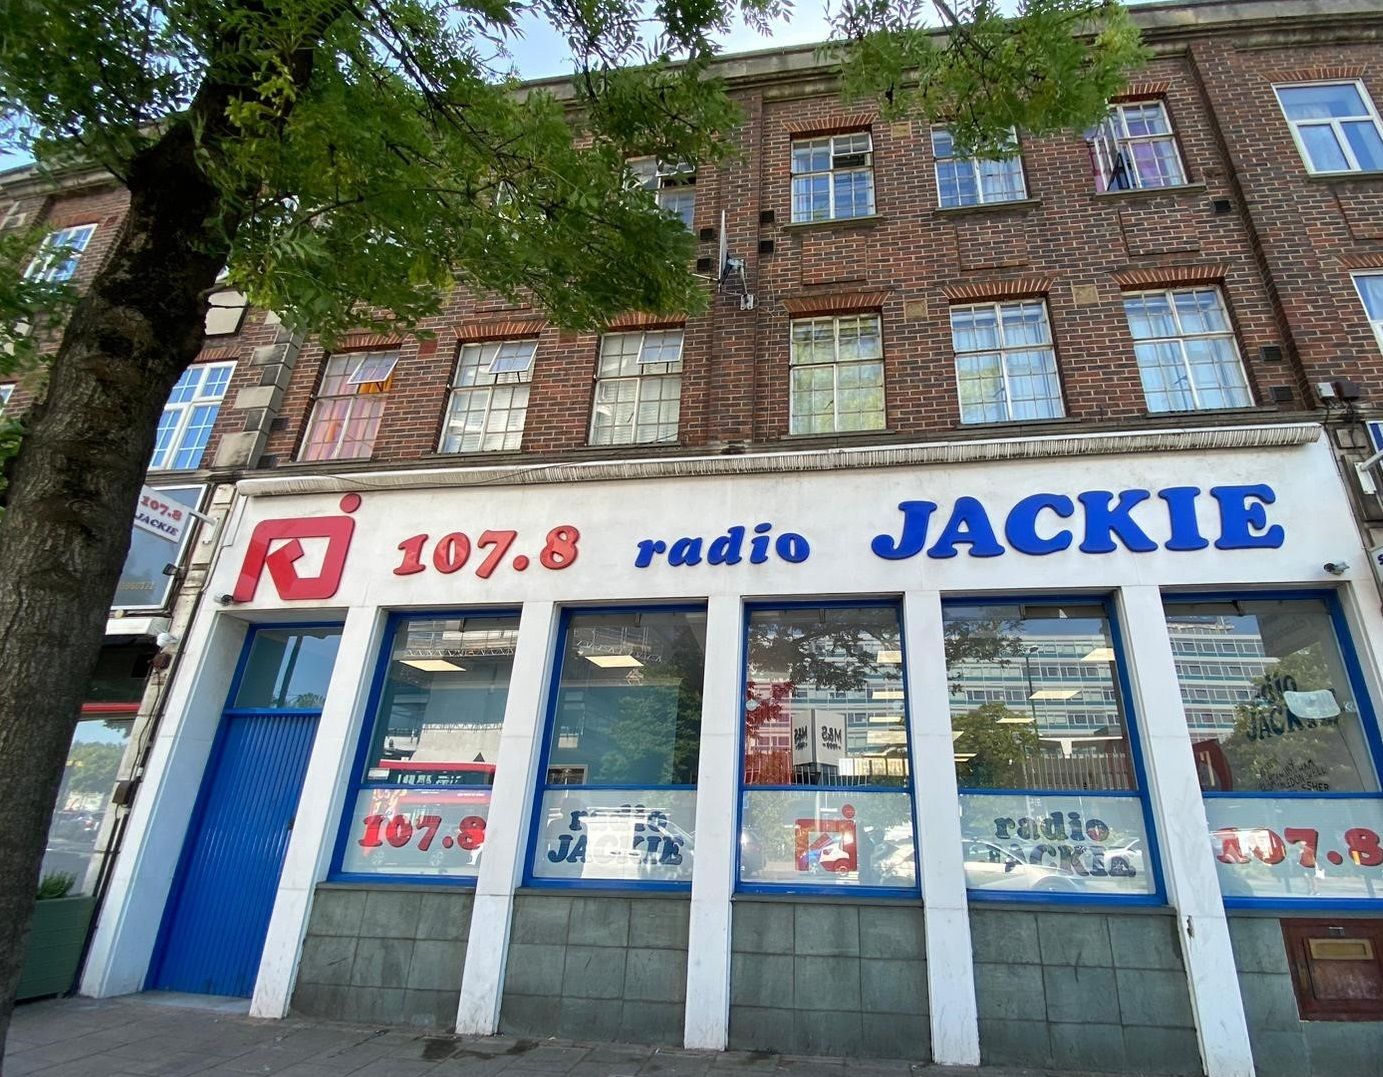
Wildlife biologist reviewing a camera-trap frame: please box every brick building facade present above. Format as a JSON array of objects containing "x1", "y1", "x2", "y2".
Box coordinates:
[{"x1": 9, "y1": 1, "x2": 1383, "y2": 1074}]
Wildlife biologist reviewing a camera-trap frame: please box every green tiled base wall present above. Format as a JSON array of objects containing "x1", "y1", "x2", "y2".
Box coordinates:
[
  {"x1": 498, "y1": 892, "x2": 690, "y2": 1047},
  {"x1": 727, "y1": 899, "x2": 930, "y2": 1061},
  {"x1": 1229, "y1": 916, "x2": 1383, "y2": 1077},
  {"x1": 290, "y1": 884, "x2": 473, "y2": 1029},
  {"x1": 971, "y1": 908, "x2": 1200, "y2": 1075}
]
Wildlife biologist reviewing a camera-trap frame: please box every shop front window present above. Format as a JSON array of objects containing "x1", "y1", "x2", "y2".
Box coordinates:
[
  {"x1": 529, "y1": 608, "x2": 706, "y2": 886},
  {"x1": 1164, "y1": 595, "x2": 1383, "y2": 902},
  {"x1": 740, "y1": 605, "x2": 916, "y2": 892},
  {"x1": 945, "y1": 601, "x2": 1158, "y2": 899},
  {"x1": 42, "y1": 717, "x2": 134, "y2": 895},
  {"x1": 336, "y1": 614, "x2": 518, "y2": 881}
]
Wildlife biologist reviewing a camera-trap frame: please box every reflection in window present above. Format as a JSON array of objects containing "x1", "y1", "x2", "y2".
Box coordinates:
[
  {"x1": 1276, "y1": 82, "x2": 1383, "y2": 175},
  {"x1": 530, "y1": 609, "x2": 706, "y2": 885},
  {"x1": 42, "y1": 718, "x2": 133, "y2": 895},
  {"x1": 1165, "y1": 598, "x2": 1379, "y2": 793},
  {"x1": 337, "y1": 616, "x2": 517, "y2": 880},
  {"x1": 1123, "y1": 288, "x2": 1250, "y2": 413},
  {"x1": 789, "y1": 315, "x2": 886, "y2": 435},
  {"x1": 544, "y1": 610, "x2": 706, "y2": 785},
  {"x1": 363, "y1": 616, "x2": 519, "y2": 787},
  {"x1": 440, "y1": 340, "x2": 536, "y2": 453},
  {"x1": 944, "y1": 603, "x2": 1136, "y2": 791},
  {"x1": 232, "y1": 628, "x2": 342, "y2": 710},
  {"x1": 741, "y1": 605, "x2": 916, "y2": 891}
]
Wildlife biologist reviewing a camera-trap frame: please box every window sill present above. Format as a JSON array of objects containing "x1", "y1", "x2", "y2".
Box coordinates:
[
  {"x1": 782, "y1": 427, "x2": 895, "y2": 445},
  {"x1": 956, "y1": 415, "x2": 1084, "y2": 434},
  {"x1": 780, "y1": 214, "x2": 885, "y2": 232},
  {"x1": 1092, "y1": 181, "x2": 1207, "y2": 202},
  {"x1": 934, "y1": 198, "x2": 1042, "y2": 218},
  {"x1": 1303, "y1": 169, "x2": 1383, "y2": 184},
  {"x1": 1140, "y1": 404, "x2": 1279, "y2": 420}
]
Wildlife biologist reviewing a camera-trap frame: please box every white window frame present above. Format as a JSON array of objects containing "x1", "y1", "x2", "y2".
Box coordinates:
[
  {"x1": 788, "y1": 314, "x2": 887, "y2": 435},
  {"x1": 149, "y1": 361, "x2": 235, "y2": 471},
  {"x1": 629, "y1": 157, "x2": 696, "y2": 229},
  {"x1": 931, "y1": 127, "x2": 1027, "y2": 208},
  {"x1": 790, "y1": 132, "x2": 876, "y2": 223},
  {"x1": 950, "y1": 300, "x2": 1066, "y2": 424},
  {"x1": 299, "y1": 350, "x2": 397, "y2": 462},
  {"x1": 440, "y1": 338, "x2": 538, "y2": 454},
  {"x1": 1352, "y1": 272, "x2": 1383, "y2": 354},
  {"x1": 1122, "y1": 287, "x2": 1252, "y2": 413},
  {"x1": 25, "y1": 224, "x2": 96, "y2": 283},
  {"x1": 1088, "y1": 100, "x2": 1187, "y2": 192},
  {"x1": 589, "y1": 329, "x2": 684, "y2": 446},
  {"x1": 1275, "y1": 81, "x2": 1383, "y2": 175}
]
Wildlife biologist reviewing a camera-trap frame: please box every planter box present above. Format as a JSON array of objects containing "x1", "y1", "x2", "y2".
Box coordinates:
[{"x1": 16, "y1": 896, "x2": 97, "y2": 1001}]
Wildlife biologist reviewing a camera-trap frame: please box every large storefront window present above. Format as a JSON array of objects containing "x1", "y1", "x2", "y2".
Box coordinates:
[
  {"x1": 335, "y1": 614, "x2": 517, "y2": 881},
  {"x1": 945, "y1": 601, "x2": 1158, "y2": 899},
  {"x1": 1164, "y1": 594, "x2": 1383, "y2": 901},
  {"x1": 529, "y1": 608, "x2": 706, "y2": 886},
  {"x1": 740, "y1": 605, "x2": 917, "y2": 892}
]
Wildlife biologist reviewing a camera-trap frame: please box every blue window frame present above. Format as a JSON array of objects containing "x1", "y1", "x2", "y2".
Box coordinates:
[
  {"x1": 525, "y1": 605, "x2": 707, "y2": 890},
  {"x1": 944, "y1": 595, "x2": 1165, "y2": 906},
  {"x1": 1164, "y1": 589, "x2": 1383, "y2": 910},
  {"x1": 737, "y1": 600, "x2": 920, "y2": 898},
  {"x1": 330, "y1": 609, "x2": 519, "y2": 886}
]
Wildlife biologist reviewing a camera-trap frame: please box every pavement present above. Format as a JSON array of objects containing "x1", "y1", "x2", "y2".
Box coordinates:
[{"x1": 4, "y1": 995, "x2": 1115, "y2": 1077}]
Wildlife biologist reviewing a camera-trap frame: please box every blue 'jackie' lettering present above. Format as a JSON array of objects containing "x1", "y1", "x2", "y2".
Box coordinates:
[{"x1": 634, "y1": 485, "x2": 1282, "y2": 568}]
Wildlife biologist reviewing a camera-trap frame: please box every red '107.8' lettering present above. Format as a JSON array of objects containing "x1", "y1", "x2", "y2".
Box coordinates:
[
  {"x1": 392, "y1": 525, "x2": 579, "y2": 578},
  {"x1": 1214, "y1": 825, "x2": 1382, "y2": 868},
  {"x1": 358, "y1": 813, "x2": 486, "y2": 852}
]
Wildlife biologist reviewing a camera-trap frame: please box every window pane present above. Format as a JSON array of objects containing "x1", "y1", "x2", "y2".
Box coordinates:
[
  {"x1": 337, "y1": 616, "x2": 516, "y2": 880},
  {"x1": 1342, "y1": 119, "x2": 1383, "y2": 171},
  {"x1": 1279, "y1": 83, "x2": 1368, "y2": 120},
  {"x1": 1356, "y1": 273, "x2": 1383, "y2": 320},
  {"x1": 545, "y1": 610, "x2": 706, "y2": 785},
  {"x1": 233, "y1": 627, "x2": 342, "y2": 709},
  {"x1": 741, "y1": 604, "x2": 915, "y2": 892},
  {"x1": 740, "y1": 788, "x2": 916, "y2": 889},
  {"x1": 531, "y1": 609, "x2": 706, "y2": 885},
  {"x1": 959, "y1": 792, "x2": 1152, "y2": 895},
  {"x1": 1299, "y1": 124, "x2": 1351, "y2": 172},
  {"x1": 42, "y1": 717, "x2": 133, "y2": 895},
  {"x1": 361, "y1": 616, "x2": 519, "y2": 785},
  {"x1": 1165, "y1": 599, "x2": 1378, "y2": 794},
  {"x1": 744, "y1": 606, "x2": 909, "y2": 788},
  {"x1": 944, "y1": 604, "x2": 1137, "y2": 792}
]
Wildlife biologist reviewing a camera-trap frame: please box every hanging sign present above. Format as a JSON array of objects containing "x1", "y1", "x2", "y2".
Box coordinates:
[{"x1": 132, "y1": 486, "x2": 195, "y2": 543}]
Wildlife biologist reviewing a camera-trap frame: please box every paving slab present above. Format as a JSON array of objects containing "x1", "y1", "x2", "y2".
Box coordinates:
[{"x1": 6, "y1": 995, "x2": 1144, "y2": 1077}]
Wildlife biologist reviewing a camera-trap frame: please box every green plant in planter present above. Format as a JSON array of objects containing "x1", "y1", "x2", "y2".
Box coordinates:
[{"x1": 35, "y1": 873, "x2": 76, "y2": 901}]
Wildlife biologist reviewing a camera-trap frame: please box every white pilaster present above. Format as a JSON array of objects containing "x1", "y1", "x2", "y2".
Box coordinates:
[
  {"x1": 250, "y1": 606, "x2": 386, "y2": 1018},
  {"x1": 902, "y1": 590, "x2": 981, "y2": 1067},
  {"x1": 1116, "y1": 585, "x2": 1254, "y2": 1077},
  {"x1": 80, "y1": 611, "x2": 249, "y2": 998},
  {"x1": 683, "y1": 594, "x2": 743, "y2": 1050},
  {"x1": 455, "y1": 600, "x2": 560, "y2": 1035}
]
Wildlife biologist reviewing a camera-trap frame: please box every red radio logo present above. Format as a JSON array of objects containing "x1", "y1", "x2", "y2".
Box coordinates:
[{"x1": 232, "y1": 493, "x2": 361, "y2": 602}]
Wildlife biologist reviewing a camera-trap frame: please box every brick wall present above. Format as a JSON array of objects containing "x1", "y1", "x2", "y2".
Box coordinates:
[{"x1": 3, "y1": 7, "x2": 1379, "y2": 479}]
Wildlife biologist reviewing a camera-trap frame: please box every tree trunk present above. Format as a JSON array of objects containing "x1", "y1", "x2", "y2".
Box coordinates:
[{"x1": 0, "y1": 120, "x2": 231, "y2": 1069}]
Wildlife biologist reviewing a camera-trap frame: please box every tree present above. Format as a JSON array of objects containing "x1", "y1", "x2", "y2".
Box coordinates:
[{"x1": 0, "y1": 0, "x2": 1143, "y2": 1057}]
